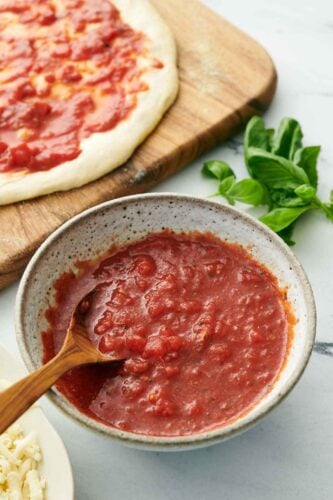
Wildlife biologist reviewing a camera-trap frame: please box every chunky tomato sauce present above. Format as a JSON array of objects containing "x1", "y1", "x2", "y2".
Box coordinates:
[
  {"x1": 42, "y1": 231, "x2": 292, "y2": 437},
  {"x1": 0, "y1": 0, "x2": 159, "y2": 173}
]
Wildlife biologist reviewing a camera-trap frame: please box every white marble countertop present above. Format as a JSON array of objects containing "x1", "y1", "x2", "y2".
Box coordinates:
[{"x1": 1, "y1": 0, "x2": 333, "y2": 498}]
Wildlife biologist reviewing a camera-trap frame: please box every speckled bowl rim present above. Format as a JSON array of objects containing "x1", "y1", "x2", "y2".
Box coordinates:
[{"x1": 15, "y1": 193, "x2": 316, "y2": 450}]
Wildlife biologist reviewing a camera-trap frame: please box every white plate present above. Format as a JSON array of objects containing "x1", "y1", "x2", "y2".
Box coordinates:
[{"x1": 0, "y1": 343, "x2": 74, "y2": 499}]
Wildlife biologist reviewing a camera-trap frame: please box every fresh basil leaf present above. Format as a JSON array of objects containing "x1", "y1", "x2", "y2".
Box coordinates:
[
  {"x1": 218, "y1": 176, "x2": 236, "y2": 205},
  {"x1": 272, "y1": 118, "x2": 303, "y2": 160},
  {"x1": 201, "y1": 115, "x2": 330, "y2": 245},
  {"x1": 321, "y1": 203, "x2": 333, "y2": 222},
  {"x1": 293, "y1": 146, "x2": 320, "y2": 188},
  {"x1": 267, "y1": 128, "x2": 275, "y2": 150},
  {"x1": 227, "y1": 179, "x2": 267, "y2": 206},
  {"x1": 219, "y1": 176, "x2": 235, "y2": 193},
  {"x1": 271, "y1": 189, "x2": 308, "y2": 207},
  {"x1": 244, "y1": 117, "x2": 271, "y2": 175},
  {"x1": 244, "y1": 116, "x2": 270, "y2": 151},
  {"x1": 247, "y1": 148, "x2": 310, "y2": 189},
  {"x1": 277, "y1": 224, "x2": 296, "y2": 246},
  {"x1": 294, "y1": 184, "x2": 316, "y2": 202},
  {"x1": 202, "y1": 160, "x2": 234, "y2": 181},
  {"x1": 259, "y1": 206, "x2": 310, "y2": 232}
]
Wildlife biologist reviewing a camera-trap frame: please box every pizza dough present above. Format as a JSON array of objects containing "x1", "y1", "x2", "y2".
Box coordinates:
[{"x1": 0, "y1": 0, "x2": 178, "y2": 205}]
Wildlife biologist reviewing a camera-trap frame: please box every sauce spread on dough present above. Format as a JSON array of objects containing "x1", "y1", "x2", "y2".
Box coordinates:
[
  {"x1": 0, "y1": 0, "x2": 160, "y2": 173},
  {"x1": 42, "y1": 231, "x2": 292, "y2": 437}
]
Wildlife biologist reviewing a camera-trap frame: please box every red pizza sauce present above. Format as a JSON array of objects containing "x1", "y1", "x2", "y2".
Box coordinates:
[
  {"x1": 42, "y1": 231, "x2": 293, "y2": 437},
  {"x1": 0, "y1": 0, "x2": 159, "y2": 173}
]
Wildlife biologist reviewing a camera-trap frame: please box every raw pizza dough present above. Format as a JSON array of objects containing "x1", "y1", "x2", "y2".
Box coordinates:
[{"x1": 0, "y1": 0, "x2": 179, "y2": 205}]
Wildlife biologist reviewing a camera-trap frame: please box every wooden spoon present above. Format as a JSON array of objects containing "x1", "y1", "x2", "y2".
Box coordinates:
[{"x1": 0, "y1": 288, "x2": 123, "y2": 434}]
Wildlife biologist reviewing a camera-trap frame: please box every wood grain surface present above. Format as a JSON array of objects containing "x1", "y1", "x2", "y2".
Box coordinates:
[{"x1": 0, "y1": 0, "x2": 277, "y2": 290}]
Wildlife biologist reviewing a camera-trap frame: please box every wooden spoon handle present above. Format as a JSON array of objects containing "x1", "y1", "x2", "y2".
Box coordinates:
[{"x1": 0, "y1": 345, "x2": 84, "y2": 434}]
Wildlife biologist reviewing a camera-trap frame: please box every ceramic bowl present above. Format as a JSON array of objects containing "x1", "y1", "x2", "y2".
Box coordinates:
[{"x1": 16, "y1": 193, "x2": 316, "y2": 451}]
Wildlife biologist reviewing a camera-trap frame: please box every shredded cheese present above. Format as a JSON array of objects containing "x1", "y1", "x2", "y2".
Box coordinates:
[{"x1": 0, "y1": 381, "x2": 46, "y2": 500}]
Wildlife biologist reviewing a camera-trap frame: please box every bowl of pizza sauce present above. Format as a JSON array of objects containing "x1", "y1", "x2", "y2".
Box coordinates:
[{"x1": 16, "y1": 194, "x2": 316, "y2": 450}]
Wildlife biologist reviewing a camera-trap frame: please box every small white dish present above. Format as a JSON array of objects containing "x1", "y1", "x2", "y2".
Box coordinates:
[
  {"x1": 0, "y1": 343, "x2": 74, "y2": 499},
  {"x1": 16, "y1": 193, "x2": 316, "y2": 451}
]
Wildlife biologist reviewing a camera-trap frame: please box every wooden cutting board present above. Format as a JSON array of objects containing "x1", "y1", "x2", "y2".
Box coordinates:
[{"x1": 0, "y1": 0, "x2": 276, "y2": 290}]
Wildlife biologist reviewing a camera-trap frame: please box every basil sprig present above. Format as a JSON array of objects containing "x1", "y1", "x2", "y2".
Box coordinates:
[{"x1": 202, "y1": 116, "x2": 332, "y2": 245}]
